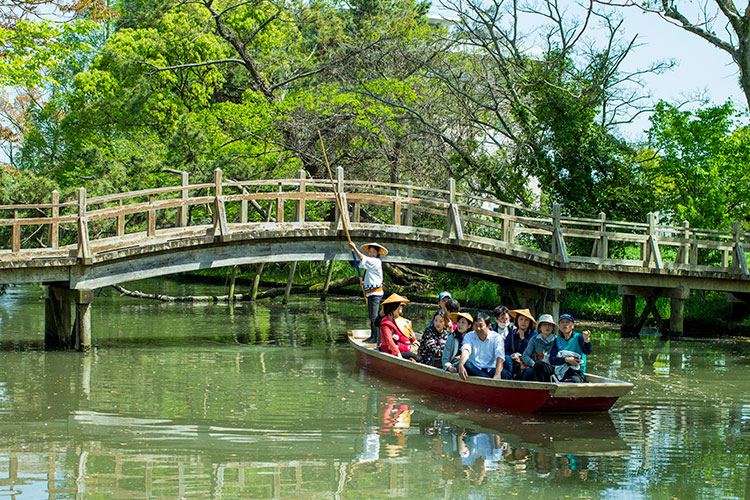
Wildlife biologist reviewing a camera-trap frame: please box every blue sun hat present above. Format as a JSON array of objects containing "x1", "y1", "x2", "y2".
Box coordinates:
[{"x1": 438, "y1": 291, "x2": 452, "y2": 301}]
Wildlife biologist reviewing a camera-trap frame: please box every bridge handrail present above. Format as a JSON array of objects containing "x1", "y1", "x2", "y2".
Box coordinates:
[{"x1": 0, "y1": 167, "x2": 747, "y2": 277}]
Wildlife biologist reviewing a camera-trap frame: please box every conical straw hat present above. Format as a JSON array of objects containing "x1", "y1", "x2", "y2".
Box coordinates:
[
  {"x1": 381, "y1": 293, "x2": 410, "y2": 305},
  {"x1": 510, "y1": 308, "x2": 537, "y2": 327},
  {"x1": 361, "y1": 242, "x2": 388, "y2": 256}
]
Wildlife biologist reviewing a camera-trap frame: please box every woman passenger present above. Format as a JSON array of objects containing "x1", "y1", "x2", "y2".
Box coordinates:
[
  {"x1": 379, "y1": 294, "x2": 421, "y2": 362},
  {"x1": 505, "y1": 309, "x2": 537, "y2": 379},
  {"x1": 521, "y1": 314, "x2": 557, "y2": 381},
  {"x1": 419, "y1": 310, "x2": 450, "y2": 367},
  {"x1": 442, "y1": 312, "x2": 473, "y2": 373}
]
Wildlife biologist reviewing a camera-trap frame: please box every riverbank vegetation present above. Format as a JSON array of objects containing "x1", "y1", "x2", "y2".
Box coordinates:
[
  {"x1": 1, "y1": 0, "x2": 748, "y2": 331},
  {"x1": 175, "y1": 263, "x2": 749, "y2": 336}
]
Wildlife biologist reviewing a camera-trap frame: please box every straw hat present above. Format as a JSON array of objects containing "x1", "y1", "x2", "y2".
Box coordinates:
[
  {"x1": 510, "y1": 308, "x2": 537, "y2": 327},
  {"x1": 381, "y1": 293, "x2": 410, "y2": 305},
  {"x1": 361, "y1": 242, "x2": 388, "y2": 256},
  {"x1": 536, "y1": 314, "x2": 556, "y2": 328},
  {"x1": 449, "y1": 312, "x2": 474, "y2": 324}
]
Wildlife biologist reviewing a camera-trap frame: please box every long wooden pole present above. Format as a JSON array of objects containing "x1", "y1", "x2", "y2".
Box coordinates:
[{"x1": 318, "y1": 131, "x2": 367, "y2": 300}]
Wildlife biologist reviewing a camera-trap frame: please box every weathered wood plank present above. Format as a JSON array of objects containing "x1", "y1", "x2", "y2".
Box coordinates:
[{"x1": 49, "y1": 190, "x2": 59, "y2": 249}]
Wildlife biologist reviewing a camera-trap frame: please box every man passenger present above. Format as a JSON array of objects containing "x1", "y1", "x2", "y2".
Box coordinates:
[{"x1": 458, "y1": 312, "x2": 507, "y2": 380}]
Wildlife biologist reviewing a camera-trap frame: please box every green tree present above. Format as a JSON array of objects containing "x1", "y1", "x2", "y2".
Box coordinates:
[{"x1": 644, "y1": 101, "x2": 750, "y2": 229}]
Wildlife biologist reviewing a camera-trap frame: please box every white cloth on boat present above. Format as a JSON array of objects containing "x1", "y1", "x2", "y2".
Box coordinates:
[
  {"x1": 461, "y1": 330, "x2": 505, "y2": 370},
  {"x1": 360, "y1": 255, "x2": 384, "y2": 297},
  {"x1": 554, "y1": 350, "x2": 581, "y2": 381}
]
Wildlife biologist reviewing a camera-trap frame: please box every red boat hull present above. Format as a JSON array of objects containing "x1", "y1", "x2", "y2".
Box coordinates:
[{"x1": 351, "y1": 336, "x2": 631, "y2": 413}]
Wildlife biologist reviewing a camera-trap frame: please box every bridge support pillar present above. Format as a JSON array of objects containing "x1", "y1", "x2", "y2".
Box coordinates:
[
  {"x1": 621, "y1": 294, "x2": 636, "y2": 336},
  {"x1": 283, "y1": 262, "x2": 297, "y2": 304},
  {"x1": 669, "y1": 296, "x2": 685, "y2": 337},
  {"x1": 74, "y1": 290, "x2": 94, "y2": 350},
  {"x1": 508, "y1": 286, "x2": 564, "y2": 320},
  {"x1": 619, "y1": 286, "x2": 689, "y2": 337},
  {"x1": 45, "y1": 286, "x2": 94, "y2": 351}
]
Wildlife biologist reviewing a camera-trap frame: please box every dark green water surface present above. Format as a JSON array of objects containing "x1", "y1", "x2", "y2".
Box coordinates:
[{"x1": 0, "y1": 281, "x2": 748, "y2": 499}]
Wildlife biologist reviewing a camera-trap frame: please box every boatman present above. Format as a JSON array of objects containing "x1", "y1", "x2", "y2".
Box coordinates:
[{"x1": 349, "y1": 241, "x2": 387, "y2": 344}]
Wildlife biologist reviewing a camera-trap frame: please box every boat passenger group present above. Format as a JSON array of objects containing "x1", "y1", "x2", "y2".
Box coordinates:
[{"x1": 350, "y1": 241, "x2": 592, "y2": 383}]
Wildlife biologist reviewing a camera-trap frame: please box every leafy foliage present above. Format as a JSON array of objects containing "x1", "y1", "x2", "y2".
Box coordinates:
[{"x1": 644, "y1": 101, "x2": 750, "y2": 229}]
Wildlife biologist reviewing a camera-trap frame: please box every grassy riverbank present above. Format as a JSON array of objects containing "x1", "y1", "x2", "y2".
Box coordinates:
[{"x1": 180, "y1": 263, "x2": 750, "y2": 336}]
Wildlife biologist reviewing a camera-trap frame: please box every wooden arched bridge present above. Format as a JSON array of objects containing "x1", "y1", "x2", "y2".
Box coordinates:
[{"x1": 1, "y1": 168, "x2": 748, "y2": 349}]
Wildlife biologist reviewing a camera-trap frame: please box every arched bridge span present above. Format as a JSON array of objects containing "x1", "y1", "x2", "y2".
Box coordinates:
[{"x1": 1, "y1": 168, "x2": 748, "y2": 347}]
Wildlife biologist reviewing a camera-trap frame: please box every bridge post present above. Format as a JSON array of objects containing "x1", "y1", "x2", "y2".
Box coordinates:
[
  {"x1": 212, "y1": 168, "x2": 229, "y2": 239},
  {"x1": 240, "y1": 191, "x2": 248, "y2": 224},
  {"x1": 669, "y1": 295, "x2": 685, "y2": 336},
  {"x1": 283, "y1": 262, "x2": 297, "y2": 304},
  {"x1": 546, "y1": 288, "x2": 563, "y2": 323},
  {"x1": 322, "y1": 260, "x2": 335, "y2": 297},
  {"x1": 251, "y1": 263, "x2": 265, "y2": 301},
  {"x1": 551, "y1": 204, "x2": 568, "y2": 265},
  {"x1": 73, "y1": 289, "x2": 94, "y2": 351},
  {"x1": 621, "y1": 293, "x2": 636, "y2": 336},
  {"x1": 643, "y1": 212, "x2": 663, "y2": 270},
  {"x1": 76, "y1": 188, "x2": 91, "y2": 263},
  {"x1": 502, "y1": 206, "x2": 515, "y2": 243},
  {"x1": 619, "y1": 285, "x2": 688, "y2": 336},
  {"x1": 296, "y1": 170, "x2": 306, "y2": 222},
  {"x1": 117, "y1": 199, "x2": 125, "y2": 236},
  {"x1": 11, "y1": 209, "x2": 19, "y2": 253},
  {"x1": 177, "y1": 171, "x2": 189, "y2": 227},
  {"x1": 392, "y1": 184, "x2": 402, "y2": 226},
  {"x1": 591, "y1": 212, "x2": 608, "y2": 258},
  {"x1": 404, "y1": 181, "x2": 413, "y2": 226},
  {"x1": 678, "y1": 220, "x2": 690, "y2": 265},
  {"x1": 445, "y1": 179, "x2": 463, "y2": 239},
  {"x1": 45, "y1": 286, "x2": 95, "y2": 350},
  {"x1": 49, "y1": 190, "x2": 59, "y2": 248},
  {"x1": 147, "y1": 195, "x2": 156, "y2": 237},
  {"x1": 334, "y1": 167, "x2": 350, "y2": 230},
  {"x1": 732, "y1": 220, "x2": 749, "y2": 275},
  {"x1": 276, "y1": 181, "x2": 285, "y2": 222},
  {"x1": 45, "y1": 285, "x2": 72, "y2": 349}
]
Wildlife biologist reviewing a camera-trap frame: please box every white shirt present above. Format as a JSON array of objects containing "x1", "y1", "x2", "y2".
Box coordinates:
[
  {"x1": 461, "y1": 330, "x2": 505, "y2": 369},
  {"x1": 360, "y1": 255, "x2": 384, "y2": 296}
]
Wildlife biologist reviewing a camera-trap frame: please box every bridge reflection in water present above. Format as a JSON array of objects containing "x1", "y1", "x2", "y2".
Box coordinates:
[
  {"x1": 0, "y1": 168, "x2": 748, "y2": 348},
  {"x1": 0, "y1": 403, "x2": 626, "y2": 500}
]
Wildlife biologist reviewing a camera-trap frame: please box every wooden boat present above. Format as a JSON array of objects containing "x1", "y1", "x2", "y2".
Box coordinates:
[{"x1": 349, "y1": 331, "x2": 633, "y2": 413}]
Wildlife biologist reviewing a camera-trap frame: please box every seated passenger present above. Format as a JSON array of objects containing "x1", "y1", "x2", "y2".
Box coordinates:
[
  {"x1": 492, "y1": 305, "x2": 511, "y2": 341},
  {"x1": 432, "y1": 291, "x2": 452, "y2": 322},
  {"x1": 505, "y1": 309, "x2": 537, "y2": 379},
  {"x1": 445, "y1": 298, "x2": 460, "y2": 331},
  {"x1": 419, "y1": 310, "x2": 451, "y2": 367},
  {"x1": 521, "y1": 314, "x2": 557, "y2": 382},
  {"x1": 379, "y1": 294, "x2": 421, "y2": 362},
  {"x1": 443, "y1": 312, "x2": 473, "y2": 373},
  {"x1": 549, "y1": 313, "x2": 592, "y2": 383},
  {"x1": 458, "y1": 312, "x2": 507, "y2": 380}
]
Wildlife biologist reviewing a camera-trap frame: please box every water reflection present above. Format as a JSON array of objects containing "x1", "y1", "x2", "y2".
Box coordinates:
[
  {"x1": 0, "y1": 283, "x2": 749, "y2": 499},
  {"x1": 0, "y1": 401, "x2": 625, "y2": 499}
]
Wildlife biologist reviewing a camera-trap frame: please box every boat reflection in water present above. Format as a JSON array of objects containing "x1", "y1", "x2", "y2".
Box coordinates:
[
  {"x1": 0, "y1": 392, "x2": 628, "y2": 499},
  {"x1": 355, "y1": 393, "x2": 628, "y2": 467}
]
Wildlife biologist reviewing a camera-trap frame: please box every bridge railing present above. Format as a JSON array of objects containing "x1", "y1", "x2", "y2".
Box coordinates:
[{"x1": 0, "y1": 168, "x2": 747, "y2": 276}]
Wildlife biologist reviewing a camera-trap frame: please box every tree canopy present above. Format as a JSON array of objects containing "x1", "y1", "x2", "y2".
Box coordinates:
[{"x1": 0, "y1": 0, "x2": 746, "y2": 235}]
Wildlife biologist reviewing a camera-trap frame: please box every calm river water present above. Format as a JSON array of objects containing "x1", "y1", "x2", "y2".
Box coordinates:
[{"x1": 0, "y1": 280, "x2": 748, "y2": 499}]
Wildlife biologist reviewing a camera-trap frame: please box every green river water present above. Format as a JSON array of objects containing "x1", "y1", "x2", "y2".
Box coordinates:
[{"x1": 0, "y1": 280, "x2": 748, "y2": 499}]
